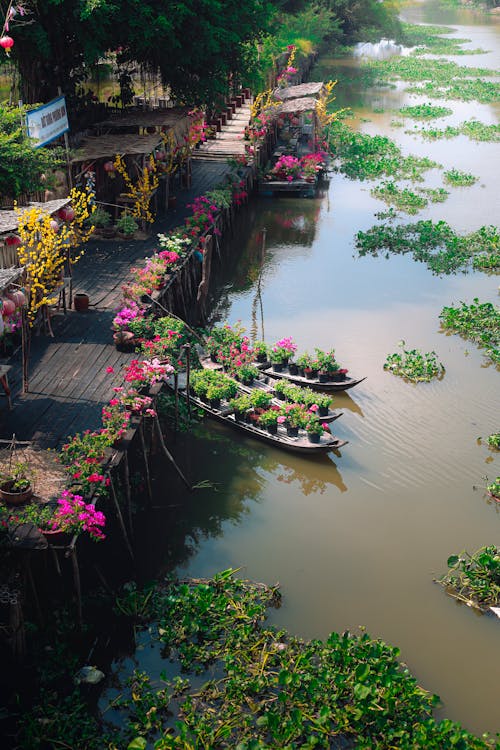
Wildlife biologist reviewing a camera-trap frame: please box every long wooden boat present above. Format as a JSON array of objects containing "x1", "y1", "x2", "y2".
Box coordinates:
[
  {"x1": 199, "y1": 358, "x2": 344, "y2": 423},
  {"x1": 181, "y1": 389, "x2": 348, "y2": 455},
  {"x1": 261, "y1": 364, "x2": 366, "y2": 392}
]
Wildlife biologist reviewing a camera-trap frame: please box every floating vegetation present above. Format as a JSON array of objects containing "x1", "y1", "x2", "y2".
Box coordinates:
[
  {"x1": 443, "y1": 169, "x2": 478, "y2": 186},
  {"x1": 364, "y1": 51, "x2": 500, "y2": 103},
  {"x1": 488, "y1": 477, "x2": 500, "y2": 498},
  {"x1": 101, "y1": 571, "x2": 498, "y2": 748},
  {"x1": 384, "y1": 341, "x2": 444, "y2": 382},
  {"x1": 325, "y1": 120, "x2": 439, "y2": 181},
  {"x1": 398, "y1": 103, "x2": 453, "y2": 119},
  {"x1": 439, "y1": 298, "x2": 500, "y2": 366},
  {"x1": 402, "y1": 22, "x2": 487, "y2": 56},
  {"x1": 437, "y1": 546, "x2": 500, "y2": 610},
  {"x1": 410, "y1": 120, "x2": 500, "y2": 142},
  {"x1": 371, "y1": 181, "x2": 448, "y2": 213},
  {"x1": 487, "y1": 432, "x2": 500, "y2": 449},
  {"x1": 356, "y1": 221, "x2": 500, "y2": 275}
]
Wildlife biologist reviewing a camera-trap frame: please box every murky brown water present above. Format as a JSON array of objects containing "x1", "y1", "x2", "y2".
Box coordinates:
[{"x1": 130, "y1": 0, "x2": 500, "y2": 736}]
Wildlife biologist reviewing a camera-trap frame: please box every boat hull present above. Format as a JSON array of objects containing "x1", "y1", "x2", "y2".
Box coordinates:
[{"x1": 262, "y1": 366, "x2": 366, "y2": 392}]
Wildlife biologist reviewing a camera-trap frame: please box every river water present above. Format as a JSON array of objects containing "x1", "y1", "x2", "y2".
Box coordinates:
[{"x1": 131, "y1": 0, "x2": 500, "y2": 736}]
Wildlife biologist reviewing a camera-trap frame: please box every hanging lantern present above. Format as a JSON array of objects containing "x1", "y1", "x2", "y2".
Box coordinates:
[
  {"x1": 50, "y1": 219, "x2": 60, "y2": 233},
  {"x1": 103, "y1": 161, "x2": 115, "y2": 173},
  {"x1": 5, "y1": 234, "x2": 21, "y2": 246},
  {"x1": 58, "y1": 205, "x2": 75, "y2": 222},
  {"x1": 2, "y1": 298, "x2": 15, "y2": 316},
  {"x1": 0, "y1": 37, "x2": 14, "y2": 55},
  {"x1": 7, "y1": 290, "x2": 26, "y2": 307}
]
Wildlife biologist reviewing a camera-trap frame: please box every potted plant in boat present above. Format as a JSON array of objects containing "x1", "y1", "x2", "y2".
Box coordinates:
[
  {"x1": 270, "y1": 337, "x2": 297, "y2": 372},
  {"x1": 283, "y1": 403, "x2": 309, "y2": 436},
  {"x1": 250, "y1": 390, "x2": 273, "y2": 409},
  {"x1": 305, "y1": 416, "x2": 327, "y2": 443},
  {"x1": 253, "y1": 340, "x2": 269, "y2": 363},
  {"x1": 258, "y1": 408, "x2": 279, "y2": 434},
  {"x1": 0, "y1": 461, "x2": 33, "y2": 504},
  {"x1": 229, "y1": 394, "x2": 252, "y2": 421},
  {"x1": 116, "y1": 212, "x2": 139, "y2": 240},
  {"x1": 234, "y1": 362, "x2": 259, "y2": 385}
]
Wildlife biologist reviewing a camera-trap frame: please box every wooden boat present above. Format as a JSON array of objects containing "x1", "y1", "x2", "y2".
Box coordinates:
[
  {"x1": 199, "y1": 357, "x2": 344, "y2": 423},
  {"x1": 180, "y1": 388, "x2": 348, "y2": 455},
  {"x1": 261, "y1": 364, "x2": 366, "y2": 392}
]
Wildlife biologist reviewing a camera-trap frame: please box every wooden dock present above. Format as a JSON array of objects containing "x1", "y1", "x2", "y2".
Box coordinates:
[{"x1": 0, "y1": 158, "x2": 231, "y2": 449}]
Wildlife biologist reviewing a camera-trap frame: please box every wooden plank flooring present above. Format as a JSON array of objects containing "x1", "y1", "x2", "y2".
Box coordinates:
[{"x1": 0, "y1": 157, "x2": 231, "y2": 448}]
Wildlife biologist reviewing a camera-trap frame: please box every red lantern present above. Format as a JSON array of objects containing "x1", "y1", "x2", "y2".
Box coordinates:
[
  {"x1": 7, "y1": 290, "x2": 26, "y2": 308},
  {"x1": 0, "y1": 36, "x2": 14, "y2": 54},
  {"x1": 2, "y1": 299, "x2": 15, "y2": 316},
  {"x1": 103, "y1": 161, "x2": 115, "y2": 173},
  {"x1": 50, "y1": 219, "x2": 60, "y2": 232},
  {"x1": 5, "y1": 234, "x2": 21, "y2": 246},
  {"x1": 58, "y1": 206, "x2": 75, "y2": 222}
]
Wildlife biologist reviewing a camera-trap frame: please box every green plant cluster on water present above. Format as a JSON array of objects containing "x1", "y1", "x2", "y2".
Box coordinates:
[
  {"x1": 443, "y1": 169, "x2": 478, "y2": 186},
  {"x1": 356, "y1": 221, "x2": 500, "y2": 275},
  {"x1": 326, "y1": 120, "x2": 439, "y2": 181},
  {"x1": 487, "y1": 432, "x2": 500, "y2": 449},
  {"x1": 440, "y1": 298, "x2": 500, "y2": 366},
  {"x1": 383, "y1": 341, "x2": 444, "y2": 383},
  {"x1": 108, "y1": 571, "x2": 497, "y2": 748},
  {"x1": 487, "y1": 477, "x2": 500, "y2": 497},
  {"x1": 408, "y1": 120, "x2": 500, "y2": 142},
  {"x1": 401, "y1": 23, "x2": 487, "y2": 56},
  {"x1": 363, "y1": 49, "x2": 500, "y2": 103},
  {"x1": 371, "y1": 182, "x2": 449, "y2": 214},
  {"x1": 438, "y1": 546, "x2": 500, "y2": 610},
  {"x1": 398, "y1": 103, "x2": 453, "y2": 119}
]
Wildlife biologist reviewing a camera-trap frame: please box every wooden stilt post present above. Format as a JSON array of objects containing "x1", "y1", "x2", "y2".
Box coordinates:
[
  {"x1": 70, "y1": 546, "x2": 83, "y2": 629},
  {"x1": 122, "y1": 452, "x2": 134, "y2": 539},
  {"x1": 109, "y1": 474, "x2": 134, "y2": 560},
  {"x1": 174, "y1": 371, "x2": 179, "y2": 432},
  {"x1": 138, "y1": 421, "x2": 153, "y2": 505},
  {"x1": 184, "y1": 344, "x2": 191, "y2": 419},
  {"x1": 153, "y1": 415, "x2": 192, "y2": 490}
]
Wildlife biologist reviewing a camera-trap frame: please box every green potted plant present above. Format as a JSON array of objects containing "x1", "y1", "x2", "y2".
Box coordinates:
[
  {"x1": 117, "y1": 212, "x2": 139, "y2": 239},
  {"x1": 90, "y1": 207, "x2": 114, "y2": 237},
  {"x1": 250, "y1": 390, "x2": 273, "y2": 410},
  {"x1": 253, "y1": 340, "x2": 269, "y2": 363},
  {"x1": 0, "y1": 461, "x2": 33, "y2": 504},
  {"x1": 229, "y1": 394, "x2": 252, "y2": 421},
  {"x1": 258, "y1": 408, "x2": 279, "y2": 434}
]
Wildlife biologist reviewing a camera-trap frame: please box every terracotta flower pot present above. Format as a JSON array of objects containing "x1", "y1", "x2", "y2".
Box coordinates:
[
  {"x1": 74, "y1": 293, "x2": 90, "y2": 312},
  {"x1": 0, "y1": 482, "x2": 33, "y2": 505}
]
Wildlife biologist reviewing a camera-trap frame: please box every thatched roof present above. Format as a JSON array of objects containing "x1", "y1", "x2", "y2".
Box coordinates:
[
  {"x1": 70, "y1": 133, "x2": 163, "y2": 165},
  {"x1": 0, "y1": 198, "x2": 71, "y2": 236},
  {"x1": 274, "y1": 82, "x2": 324, "y2": 101},
  {"x1": 0, "y1": 267, "x2": 24, "y2": 293},
  {"x1": 93, "y1": 109, "x2": 191, "y2": 145},
  {"x1": 275, "y1": 97, "x2": 318, "y2": 114}
]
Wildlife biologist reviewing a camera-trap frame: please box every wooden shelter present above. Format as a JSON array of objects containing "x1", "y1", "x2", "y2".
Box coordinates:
[{"x1": 92, "y1": 108, "x2": 191, "y2": 144}]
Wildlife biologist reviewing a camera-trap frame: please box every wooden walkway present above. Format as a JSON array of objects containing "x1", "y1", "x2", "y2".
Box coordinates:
[
  {"x1": 0, "y1": 158, "x2": 231, "y2": 448},
  {"x1": 193, "y1": 102, "x2": 251, "y2": 161}
]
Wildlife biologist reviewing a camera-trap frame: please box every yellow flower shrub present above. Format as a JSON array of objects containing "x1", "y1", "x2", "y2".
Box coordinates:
[
  {"x1": 113, "y1": 154, "x2": 159, "y2": 225},
  {"x1": 16, "y1": 189, "x2": 94, "y2": 324}
]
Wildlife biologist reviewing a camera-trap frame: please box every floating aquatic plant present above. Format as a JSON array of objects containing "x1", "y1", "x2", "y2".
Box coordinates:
[
  {"x1": 384, "y1": 341, "x2": 444, "y2": 382},
  {"x1": 440, "y1": 298, "x2": 500, "y2": 366},
  {"x1": 443, "y1": 169, "x2": 478, "y2": 187},
  {"x1": 437, "y1": 546, "x2": 500, "y2": 610}
]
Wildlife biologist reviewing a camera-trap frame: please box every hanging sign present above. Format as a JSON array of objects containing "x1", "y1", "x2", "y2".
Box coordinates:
[{"x1": 26, "y1": 95, "x2": 69, "y2": 148}]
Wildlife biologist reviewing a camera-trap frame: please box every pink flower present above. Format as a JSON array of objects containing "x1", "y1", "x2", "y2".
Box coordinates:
[{"x1": 106, "y1": 366, "x2": 114, "y2": 374}]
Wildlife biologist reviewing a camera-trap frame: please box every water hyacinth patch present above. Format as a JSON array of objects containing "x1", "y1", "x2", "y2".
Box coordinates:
[
  {"x1": 439, "y1": 298, "x2": 500, "y2": 366},
  {"x1": 487, "y1": 433, "x2": 500, "y2": 450},
  {"x1": 384, "y1": 341, "x2": 444, "y2": 383},
  {"x1": 487, "y1": 477, "x2": 500, "y2": 499},
  {"x1": 437, "y1": 546, "x2": 500, "y2": 610}
]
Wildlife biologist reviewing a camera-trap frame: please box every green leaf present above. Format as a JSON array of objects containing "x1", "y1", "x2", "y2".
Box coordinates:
[
  {"x1": 128, "y1": 738, "x2": 147, "y2": 750},
  {"x1": 447, "y1": 555, "x2": 459, "y2": 567}
]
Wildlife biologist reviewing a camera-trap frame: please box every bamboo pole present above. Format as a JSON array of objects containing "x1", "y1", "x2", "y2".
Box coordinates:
[
  {"x1": 139, "y1": 420, "x2": 153, "y2": 505},
  {"x1": 153, "y1": 415, "x2": 191, "y2": 490},
  {"x1": 109, "y1": 474, "x2": 134, "y2": 560}
]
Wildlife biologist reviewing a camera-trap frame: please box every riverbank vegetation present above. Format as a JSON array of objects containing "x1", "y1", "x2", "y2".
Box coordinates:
[{"x1": 407, "y1": 120, "x2": 500, "y2": 142}]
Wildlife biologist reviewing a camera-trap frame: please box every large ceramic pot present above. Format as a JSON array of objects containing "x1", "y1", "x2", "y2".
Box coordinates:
[
  {"x1": 0, "y1": 482, "x2": 33, "y2": 505},
  {"x1": 74, "y1": 293, "x2": 89, "y2": 312}
]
